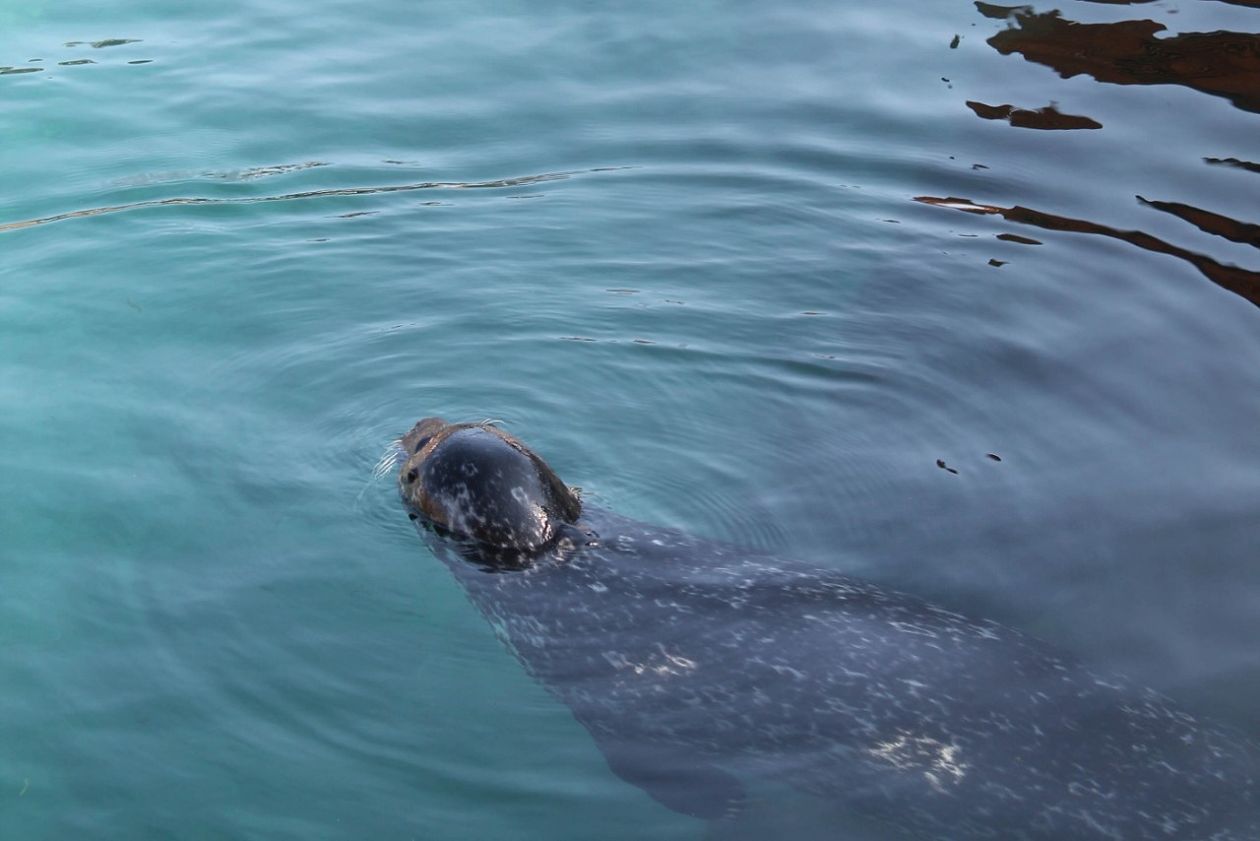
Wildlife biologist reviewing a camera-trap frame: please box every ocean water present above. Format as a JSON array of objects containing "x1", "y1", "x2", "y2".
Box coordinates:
[{"x1": 3, "y1": 0, "x2": 1260, "y2": 838}]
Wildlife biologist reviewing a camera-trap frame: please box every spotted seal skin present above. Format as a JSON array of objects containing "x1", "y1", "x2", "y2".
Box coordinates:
[
  {"x1": 399, "y1": 417, "x2": 582, "y2": 562},
  {"x1": 398, "y1": 419, "x2": 1260, "y2": 839}
]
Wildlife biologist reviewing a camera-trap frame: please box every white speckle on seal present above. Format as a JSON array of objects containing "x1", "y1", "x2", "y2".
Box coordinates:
[
  {"x1": 602, "y1": 646, "x2": 696, "y2": 678},
  {"x1": 770, "y1": 664, "x2": 806, "y2": 680},
  {"x1": 602, "y1": 651, "x2": 646, "y2": 675},
  {"x1": 889, "y1": 621, "x2": 940, "y2": 638},
  {"x1": 866, "y1": 732, "x2": 968, "y2": 794},
  {"x1": 655, "y1": 644, "x2": 697, "y2": 673},
  {"x1": 899, "y1": 678, "x2": 930, "y2": 697}
]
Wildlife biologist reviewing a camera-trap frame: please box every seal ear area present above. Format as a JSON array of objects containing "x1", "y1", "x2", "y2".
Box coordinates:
[{"x1": 401, "y1": 416, "x2": 450, "y2": 455}]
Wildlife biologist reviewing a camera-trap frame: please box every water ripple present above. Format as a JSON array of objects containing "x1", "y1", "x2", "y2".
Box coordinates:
[{"x1": 0, "y1": 167, "x2": 629, "y2": 233}]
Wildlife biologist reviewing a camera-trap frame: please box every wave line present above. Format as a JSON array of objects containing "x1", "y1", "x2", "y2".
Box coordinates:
[{"x1": 0, "y1": 168, "x2": 627, "y2": 234}]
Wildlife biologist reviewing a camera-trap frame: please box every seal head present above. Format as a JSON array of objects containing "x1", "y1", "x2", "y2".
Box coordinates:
[{"x1": 398, "y1": 417, "x2": 581, "y2": 559}]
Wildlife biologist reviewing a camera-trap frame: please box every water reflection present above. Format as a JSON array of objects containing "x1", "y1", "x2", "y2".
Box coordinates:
[
  {"x1": 965, "y1": 100, "x2": 1101, "y2": 129},
  {"x1": 1138, "y1": 196, "x2": 1260, "y2": 249},
  {"x1": 64, "y1": 39, "x2": 143, "y2": 49},
  {"x1": 977, "y1": 2, "x2": 1260, "y2": 114},
  {"x1": 3, "y1": 38, "x2": 146, "y2": 80},
  {"x1": 934, "y1": 2, "x2": 1260, "y2": 311},
  {"x1": 1207, "y1": 156, "x2": 1260, "y2": 175},
  {"x1": 1076, "y1": 0, "x2": 1260, "y2": 7},
  {"x1": 914, "y1": 195, "x2": 1260, "y2": 309}
]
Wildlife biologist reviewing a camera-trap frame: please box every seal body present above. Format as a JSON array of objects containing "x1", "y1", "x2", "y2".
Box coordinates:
[{"x1": 399, "y1": 420, "x2": 1260, "y2": 839}]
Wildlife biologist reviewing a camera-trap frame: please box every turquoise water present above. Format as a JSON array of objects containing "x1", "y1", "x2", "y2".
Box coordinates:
[{"x1": 4, "y1": 0, "x2": 1260, "y2": 837}]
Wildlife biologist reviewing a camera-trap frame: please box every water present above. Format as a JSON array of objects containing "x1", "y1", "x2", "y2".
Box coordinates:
[{"x1": 3, "y1": 0, "x2": 1259, "y2": 837}]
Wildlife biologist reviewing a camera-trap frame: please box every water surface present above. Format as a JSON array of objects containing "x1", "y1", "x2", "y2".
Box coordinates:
[{"x1": 3, "y1": 0, "x2": 1260, "y2": 838}]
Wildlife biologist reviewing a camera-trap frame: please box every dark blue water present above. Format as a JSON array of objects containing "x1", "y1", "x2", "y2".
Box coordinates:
[{"x1": 3, "y1": 0, "x2": 1259, "y2": 838}]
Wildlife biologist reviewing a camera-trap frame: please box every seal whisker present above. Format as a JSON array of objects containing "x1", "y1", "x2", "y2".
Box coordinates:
[
  {"x1": 373, "y1": 438, "x2": 405, "y2": 479},
  {"x1": 354, "y1": 438, "x2": 406, "y2": 510}
]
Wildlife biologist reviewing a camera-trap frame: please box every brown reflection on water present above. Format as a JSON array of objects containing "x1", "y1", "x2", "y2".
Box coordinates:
[
  {"x1": 977, "y1": 3, "x2": 1260, "y2": 113},
  {"x1": 966, "y1": 100, "x2": 1101, "y2": 129},
  {"x1": 1138, "y1": 197, "x2": 1260, "y2": 248},
  {"x1": 1076, "y1": 0, "x2": 1260, "y2": 6},
  {"x1": 914, "y1": 196, "x2": 1260, "y2": 309},
  {"x1": 1207, "y1": 157, "x2": 1260, "y2": 175}
]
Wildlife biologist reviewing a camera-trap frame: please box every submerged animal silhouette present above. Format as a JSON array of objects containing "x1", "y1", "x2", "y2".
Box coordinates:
[{"x1": 397, "y1": 417, "x2": 1260, "y2": 839}]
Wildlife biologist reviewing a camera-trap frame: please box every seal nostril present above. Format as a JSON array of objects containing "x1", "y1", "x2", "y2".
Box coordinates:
[
  {"x1": 406, "y1": 469, "x2": 418, "y2": 483},
  {"x1": 414, "y1": 436, "x2": 431, "y2": 453},
  {"x1": 408, "y1": 513, "x2": 418, "y2": 521}
]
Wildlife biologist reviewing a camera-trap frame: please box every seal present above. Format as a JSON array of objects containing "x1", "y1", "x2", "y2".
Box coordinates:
[
  {"x1": 399, "y1": 417, "x2": 581, "y2": 564},
  {"x1": 397, "y1": 417, "x2": 1260, "y2": 839}
]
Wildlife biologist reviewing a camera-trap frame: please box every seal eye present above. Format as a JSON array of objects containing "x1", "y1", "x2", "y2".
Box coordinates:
[
  {"x1": 413, "y1": 436, "x2": 431, "y2": 454},
  {"x1": 406, "y1": 469, "x2": 418, "y2": 483}
]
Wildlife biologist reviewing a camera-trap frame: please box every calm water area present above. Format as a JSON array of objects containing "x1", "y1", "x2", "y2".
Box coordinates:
[{"x1": 3, "y1": 0, "x2": 1260, "y2": 838}]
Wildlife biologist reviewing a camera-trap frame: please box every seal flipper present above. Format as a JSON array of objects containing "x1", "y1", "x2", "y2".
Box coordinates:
[{"x1": 598, "y1": 739, "x2": 746, "y2": 820}]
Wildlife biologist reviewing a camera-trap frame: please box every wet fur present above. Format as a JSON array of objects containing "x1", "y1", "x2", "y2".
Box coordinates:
[{"x1": 399, "y1": 417, "x2": 580, "y2": 554}]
